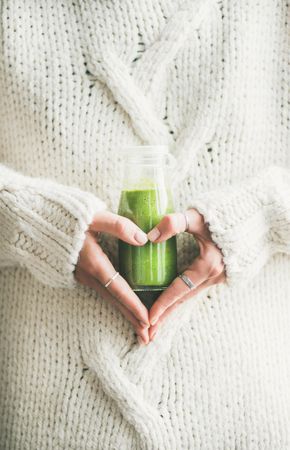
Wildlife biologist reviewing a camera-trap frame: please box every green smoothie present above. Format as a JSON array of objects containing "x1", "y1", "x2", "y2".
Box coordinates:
[{"x1": 118, "y1": 187, "x2": 177, "y2": 306}]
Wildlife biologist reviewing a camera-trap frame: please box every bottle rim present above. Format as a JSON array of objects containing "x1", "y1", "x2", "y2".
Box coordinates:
[{"x1": 120, "y1": 144, "x2": 176, "y2": 168}]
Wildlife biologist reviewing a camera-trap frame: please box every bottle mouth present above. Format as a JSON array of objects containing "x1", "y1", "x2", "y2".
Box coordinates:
[{"x1": 121, "y1": 144, "x2": 168, "y2": 156}]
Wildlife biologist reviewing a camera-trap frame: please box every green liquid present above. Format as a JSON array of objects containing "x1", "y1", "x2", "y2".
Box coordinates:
[{"x1": 118, "y1": 188, "x2": 177, "y2": 307}]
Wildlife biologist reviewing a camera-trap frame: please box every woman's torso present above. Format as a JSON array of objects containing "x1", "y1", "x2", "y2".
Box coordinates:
[{"x1": 0, "y1": 1, "x2": 289, "y2": 449}]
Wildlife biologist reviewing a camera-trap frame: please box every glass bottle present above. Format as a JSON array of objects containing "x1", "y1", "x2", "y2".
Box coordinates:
[{"x1": 118, "y1": 144, "x2": 177, "y2": 309}]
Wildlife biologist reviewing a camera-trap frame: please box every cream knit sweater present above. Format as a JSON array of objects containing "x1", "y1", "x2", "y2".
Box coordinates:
[{"x1": 0, "y1": 1, "x2": 289, "y2": 449}]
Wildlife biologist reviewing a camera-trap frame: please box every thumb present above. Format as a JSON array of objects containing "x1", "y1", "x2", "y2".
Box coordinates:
[
  {"x1": 89, "y1": 210, "x2": 148, "y2": 245},
  {"x1": 147, "y1": 212, "x2": 187, "y2": 243},
  {"x1": 147, "y1": 209, "x2": 207, "y2": 243}
]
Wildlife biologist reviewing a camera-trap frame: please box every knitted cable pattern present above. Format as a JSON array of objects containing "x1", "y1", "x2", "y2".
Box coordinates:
[{"x1": 0, "y1": 1, "x2": 289, "y2": 449}]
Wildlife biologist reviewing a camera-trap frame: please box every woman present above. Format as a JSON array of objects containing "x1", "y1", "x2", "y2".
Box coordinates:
[{"x1": 0, "y1": 0, "x2": 289, "y2": 449}]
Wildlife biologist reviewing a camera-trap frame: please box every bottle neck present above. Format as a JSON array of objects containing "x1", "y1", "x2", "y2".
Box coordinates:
[
  {"x1": 124, "y1": 153, "x2": 167, "y2": 167},
  {"x1": 120, "y1": 145, "x2": 175, "y2": 191},
  {"x1": 121, "y1": 162, "x2": 167, "y2": 191}
]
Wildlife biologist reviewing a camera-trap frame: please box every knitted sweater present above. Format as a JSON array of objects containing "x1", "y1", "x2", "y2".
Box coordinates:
[{"x1": 0, "y1": 1, "x2": 289, "y2": 449}]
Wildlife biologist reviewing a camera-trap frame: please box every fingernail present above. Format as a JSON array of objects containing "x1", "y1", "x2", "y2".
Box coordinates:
[
  {"x1": 147, "y1": 227, "x2": 161, "y2": 242},
  {"x1": 150, "y1": 317, "x2": 158, "y2": 326},
  {"x1": 139, "y1": 320, "x2": 149, "y2": 328},
  {"x1": 135, "y1": 230, "x2": 148, "y2": 244}
]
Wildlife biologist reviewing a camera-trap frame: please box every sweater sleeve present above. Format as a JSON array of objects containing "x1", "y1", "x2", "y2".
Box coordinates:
[
  {"x1": 189, "y1": 165, "x2": 290, "y2": 288},
  {"x1": 0, "y1": 164, "x2": 107, "y2": 288}
]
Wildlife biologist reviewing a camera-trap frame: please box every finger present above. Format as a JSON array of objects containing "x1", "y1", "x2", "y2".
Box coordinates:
[
  {"x1": 147, "y1": 212, "x2": 186, "y2": 243},
  {"x1": 75, "y1": 267, "x2": 150, "y2": 344},
  {"x1": 149, "y1": 271, "x2": 226, "y2": 340},
  {"x1": 149, "y1": 254, "x2": 213, "y2": 326},
  {"x1": 148, "y1": 236, "x2": 225, "y2": 326},
  {"x1": 147, "y1": 209, "x2": 204, "y2": 243},
  {"x1": 89, "y1": 210, "x2": 148, "y2": 245},
  {"x1": 79, "y1": 234, "x2": 150, "y2": 326},
  {"x1": 97, "y1": 284, "x2": 150, "y2": 345},
  {"x1": 197, "y1": 237, "x2": 225, "y2": 278}
]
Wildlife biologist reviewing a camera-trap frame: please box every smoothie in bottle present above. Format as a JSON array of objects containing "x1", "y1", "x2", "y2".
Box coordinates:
[{"x1": 118, "y1": 145, "x2": 177, "y2": 309}]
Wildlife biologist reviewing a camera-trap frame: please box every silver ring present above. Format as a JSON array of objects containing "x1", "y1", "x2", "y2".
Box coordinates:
[
  {"x1": 183, "y1": 211, "x2": 189, "y2": 231},
  {"x1": 178, "y1": 273, "x2": 196, "y2": 290},
  {"x1": 104, "y1": 271, "x2": 120, "y2": 288}
]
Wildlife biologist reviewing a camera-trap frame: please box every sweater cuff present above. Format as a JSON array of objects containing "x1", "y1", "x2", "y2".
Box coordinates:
[
  {"x1": 1, "y1": 173, "x2": 107, "y2": 288},
  {"x1": 188, "y1": 167, "x2": 285, "y2": 287}
]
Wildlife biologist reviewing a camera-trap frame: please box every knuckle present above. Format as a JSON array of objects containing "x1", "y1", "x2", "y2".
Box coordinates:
[
  {"x1": 202, "y1": 241, "x2": 215, "y2": 258},
  {"x1": 86, "y1": 254, "x2": 102, "y2": 276},
  {"x1": 208, "y1": 259, "x2": 224, "y2": 278},
  {"x1": 203, "y1": 240, "x2": 221, "y2": 258},
  {"x1": 115, "y1": 217, "x2": 129, "y2": 236},
  {"x1": 162, "y1": 214, "x2": 176, "y2": 233},
  {"x1": 136, "y1": 324, "x2": 145, "y2": 334}
]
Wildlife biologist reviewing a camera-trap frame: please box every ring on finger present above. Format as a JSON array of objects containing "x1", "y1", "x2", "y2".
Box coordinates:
[
  {"x1": 104, "y1": 271, "x2": 120, "y2": 288},
  {"x1": 178, "y1": 272, "x2": 196, "y2": 290},
  {"x1": 183, "y1": 211, "x2": 190, "y2": 231}
]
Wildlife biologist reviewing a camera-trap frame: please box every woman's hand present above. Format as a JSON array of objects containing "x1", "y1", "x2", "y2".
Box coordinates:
[
  {"x1": 74, "y1": 210, "x2": 150, "y2": 345},
  {"x1": 147, "y1": 208, "x2": 226, "y2": 342}
]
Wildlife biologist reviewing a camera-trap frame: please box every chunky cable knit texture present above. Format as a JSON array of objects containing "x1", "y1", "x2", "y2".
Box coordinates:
[{"x1": 0, "y1": 1, "x2": 289, "y2": 449}]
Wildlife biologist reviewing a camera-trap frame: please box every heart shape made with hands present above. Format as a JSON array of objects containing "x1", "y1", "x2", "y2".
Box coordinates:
[{"x1": 74, "y1": 208, "x2": 226, "y2": 346}]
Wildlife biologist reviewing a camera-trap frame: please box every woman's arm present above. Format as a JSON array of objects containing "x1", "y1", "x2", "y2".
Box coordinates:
[
  {"x1": 189, "y1": 164, "x2": 290, "y2": 287},
  {"x1": 0, "y1": 163, "x2": 107, "y2": 288}
]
